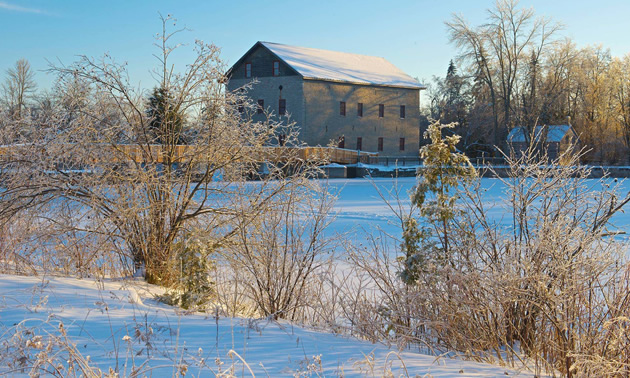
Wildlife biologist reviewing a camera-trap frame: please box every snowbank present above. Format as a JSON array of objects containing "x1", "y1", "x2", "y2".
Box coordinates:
[{"x1": 0, "y1": 274, "x2": 536, "y2": 376}]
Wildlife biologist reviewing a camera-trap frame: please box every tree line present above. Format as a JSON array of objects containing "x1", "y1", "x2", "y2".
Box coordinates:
[{"x1": 426, "y1": 0, "x2": 630, "y2": 164}]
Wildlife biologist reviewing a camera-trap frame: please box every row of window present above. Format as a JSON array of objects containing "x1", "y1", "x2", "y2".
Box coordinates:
[
  {"x1": 252, "y1": 98, "x2": 406, "y2": 121},
  {"x1": 340, "y1": 102, "x2": 405, "y2": 119},
  {"x1": 338, "y1": 136, "x2": 405, "y2": 152},
  {"x1": 256, "y1": 98, "x2": 286, "y2": 115},
  {"x1": 245, "y1": 61, "x2": 280, "y2": 78}
]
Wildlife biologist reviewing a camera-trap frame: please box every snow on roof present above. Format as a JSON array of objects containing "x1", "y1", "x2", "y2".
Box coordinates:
[
  {"x1": 507, "y1": 125, "x2": 574, "y2": 143},
  {"x1": 261, "y1": 42, "x2": 425, "y2": 89}
]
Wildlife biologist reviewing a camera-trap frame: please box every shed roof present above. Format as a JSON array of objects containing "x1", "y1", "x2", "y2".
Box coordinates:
[
  {"x1": 507, "y1": 125, "x2": 575, "y2": 143},
  {"x1": 233, "y1": 42, "x2": 425, "y2": 90}
]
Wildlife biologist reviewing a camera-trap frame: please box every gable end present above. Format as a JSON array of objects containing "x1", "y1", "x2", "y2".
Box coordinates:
[{"x1": 227, "y1": 42, "x2": 300, "y2": 80}]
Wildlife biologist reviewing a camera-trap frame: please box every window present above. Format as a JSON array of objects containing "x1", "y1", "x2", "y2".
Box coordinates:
[
  {"x1": 357, "y1": 103, "x2": 363, "y2": 117},
  {"x1": 399, "y1": 137, "x2": 405, "y2": 151},
  {"x1": 237, "y1": 100, "x2": 244, "y2": 113},
  {"x1": 378, "y1": 137, "x2": 384, "y2": 151},
  {"x1": 378, "y1": 104, "x2": 384, "y2": 118},
  {"x1": 257, "y1": 99, "x2": 264, "y2": 114},
  {"x1": 279, "y1": 134, "x2": 286, "y2": 146},
  {"x1": 340, "y1": 101, "x2": 346, "y2": 116},
  {"x1": 356, "y1": 137, "x2": 362, "y2": 150},
  {"x1": 273, "y1": 60, "x2": 280, "y2": 76},
  {"x1": 400, "y1": 105, "x2": 406, "y2": 119},
  {"x1": 245, "y1": 63, "x2": 252, "y2": 78},
  {"x1": 279, "y1": 99, "x2": 286, "y2": 115},
  {"x1": 338, "y1": 136, "x2": 345, "y2": 149}
]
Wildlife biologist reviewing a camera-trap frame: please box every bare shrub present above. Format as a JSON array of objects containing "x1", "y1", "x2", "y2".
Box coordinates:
[
  {"x1": 338, "y1": 125, "x2": 630, "y2": 377},
  {"x1": 0, "y1": 319, "x2": 104, "y2": 377},
  {"x1": 217, "y1": 180, "x2": 337, "y2": 321},
  {"x1": 433, "y1": 150, "x2": 630, "y2": 376}
]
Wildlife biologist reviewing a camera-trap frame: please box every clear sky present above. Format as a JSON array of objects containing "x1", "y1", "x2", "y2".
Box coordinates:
[{"x1": 1, "y1": 0, "x2": 629, "y2": 96}]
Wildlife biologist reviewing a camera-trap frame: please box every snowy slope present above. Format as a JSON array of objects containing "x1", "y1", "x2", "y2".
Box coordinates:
[{"x1": 0, "y1": 274, "x2": 536, "y2": 377}]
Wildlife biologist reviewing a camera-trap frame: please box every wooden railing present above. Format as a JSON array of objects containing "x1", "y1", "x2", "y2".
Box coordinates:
[{"x1": 0, "y1": 144, "x2": 379, "y2": 165}]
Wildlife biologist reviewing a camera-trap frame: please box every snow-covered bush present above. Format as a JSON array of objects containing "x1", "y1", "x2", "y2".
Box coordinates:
[
  {"x1": 343, "y1": 124, "x2": 630, "y2": 377},
  {"x1": 217, "y1": 181, "x2": 337, "y2": 321}
]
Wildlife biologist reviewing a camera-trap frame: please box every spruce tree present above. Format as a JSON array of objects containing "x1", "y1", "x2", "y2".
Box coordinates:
[{"x1": 400, "y1": 121, "x2": 476, "y2": 284}]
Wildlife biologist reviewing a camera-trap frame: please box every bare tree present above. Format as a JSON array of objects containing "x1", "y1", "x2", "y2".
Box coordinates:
[
  {"x1": 2, "y1": 58, "x2": 37, "y2": 119},
  {"x1": 0, "y1": 15, "x2": 326, "y2": 287},
  {"x1": 446, "y1": 0, "x2": 560, "y2": 147},
  {"x1": 613, "y1": 55, "x2": 630, "y2": 150}
]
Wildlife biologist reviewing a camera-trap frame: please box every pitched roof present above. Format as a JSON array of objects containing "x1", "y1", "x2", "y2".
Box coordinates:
[
  {"x1": 235, "y1": 42, "x2": 424, "y2": 89},
  {"x1": 507, "y1": 125, "x2": 575, "y2": 143}
]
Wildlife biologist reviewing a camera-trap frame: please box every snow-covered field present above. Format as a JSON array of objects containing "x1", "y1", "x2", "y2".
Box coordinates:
[
  {"x1": 0, "y1": 274, "x2": 535, "y2": 377},
  {"x1": 3, "y1": 177, "x2": 630, "y2": 377},
  {"x1": 329, "y1": 177, "x2": 630, "y2": 238}
]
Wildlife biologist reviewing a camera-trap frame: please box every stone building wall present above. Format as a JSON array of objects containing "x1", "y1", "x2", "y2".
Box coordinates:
[
  {"x1": 303, "y1": 80, "x2": 420, "y2": 156},
  {"x1": 227, "y1": 76, "x2": 305, "y2": 130},
  {"x1": 227, "y1": 44, "x2": 421, "y2": 156}
]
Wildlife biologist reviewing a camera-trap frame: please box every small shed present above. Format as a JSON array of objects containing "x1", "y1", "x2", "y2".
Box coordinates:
[{"x1": 507, "y1": 125, "x2": 580, "y2": 160}]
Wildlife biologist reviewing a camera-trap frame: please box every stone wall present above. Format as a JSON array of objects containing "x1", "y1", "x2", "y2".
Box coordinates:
[
  {"x1": 303, "y1": 80, "x2": 420, "y2": 156},
  {"x1": 228, "y1": 75, "x2": 305, "y2": 130}
]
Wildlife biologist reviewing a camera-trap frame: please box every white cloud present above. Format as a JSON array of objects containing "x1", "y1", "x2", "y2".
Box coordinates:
[{"x1": 0, "y1": 1, "x2": 45, "y2": 14}]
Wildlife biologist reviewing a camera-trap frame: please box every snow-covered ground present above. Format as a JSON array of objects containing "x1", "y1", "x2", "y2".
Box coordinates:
[
  {"x1": 3, "y1": 176, "x2": 630, "y2": 377},
  {"x1": 0, "y1": 274, "x2": 536, "y2": 377}
]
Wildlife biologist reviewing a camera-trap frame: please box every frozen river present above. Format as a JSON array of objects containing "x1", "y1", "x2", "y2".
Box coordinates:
[{"x1": 326, "y1": 176, "x2": 630, "y2": 243}]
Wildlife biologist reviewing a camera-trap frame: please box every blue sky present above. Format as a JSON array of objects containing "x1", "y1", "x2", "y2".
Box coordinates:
[{"x1": 1, "y1": 0, "x2": 629, "y2": 95}]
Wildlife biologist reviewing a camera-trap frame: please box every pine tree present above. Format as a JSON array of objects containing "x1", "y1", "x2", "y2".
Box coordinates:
[
  {"x1": 160, "y1": 236, "x2": 215, "y2": 310},
  {"x1": 400, "y1": 121, "x2": 476, "y2": 284},
  {"x1": 146, "y1": 86, "x2": 184, "y2": 144}
]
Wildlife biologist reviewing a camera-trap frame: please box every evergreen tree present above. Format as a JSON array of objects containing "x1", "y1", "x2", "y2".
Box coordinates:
[
  {"x1": 159, "y1": 236, "x2": 215, "y2": 310},
  {"x1": 443, "y1": 60, "x2": 469, "y2": 128},
  {"x1": 146, "y1": 86, "x2": 184, "y2": 144},
  {"x1": 429, "y1": 61, "x2": 474, "y2": 151},
  {"x1": 400, "y1": 121, "x2": 476, "y2": 284}
]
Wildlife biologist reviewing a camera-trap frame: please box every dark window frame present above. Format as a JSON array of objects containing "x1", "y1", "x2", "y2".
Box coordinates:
[
  {"x1": 357, "y1": 103, "x2": 363, "y2": 117},
  {"x1": 340, "y1": 101, "x2": 346, "y2": 116},
  {"x1": 356, "y1": 137, "x2": 362, "y2": 150},
  {"x1": 273, "y1": 60, "x2": 280, "y2": 76},
  {"x1": 245, "y1": 62, "x2": 252, "y2": 78},
  {"x1": 338, "y1": 136, "x2": 345, "y2": 149},
  {"x1": 279, "y1": 98, "x2": 286, "y2": 115},
  {"x1": 257, "y1": 99, "x2": 264, "y2": 114},
  {"x1": 399, "y1": 137, "x2": 405, "y2": 151},
  {"x1": 400, "y1": 105, "x2": 406, "y2": 119},
  {"x1": 378, "y1": 104, "x2": 384, "y2": 118},
  {"x1": 378, "y1": 137, "x2": 384, "y2": 151}
]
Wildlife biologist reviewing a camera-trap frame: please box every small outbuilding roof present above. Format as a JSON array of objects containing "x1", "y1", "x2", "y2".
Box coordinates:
[
  {"x1": 232, "y1": 41, "x2": 425, "y2": 90},
  {"x1": 507, "y1": 125, "x2": 576, "y2": 143}
]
